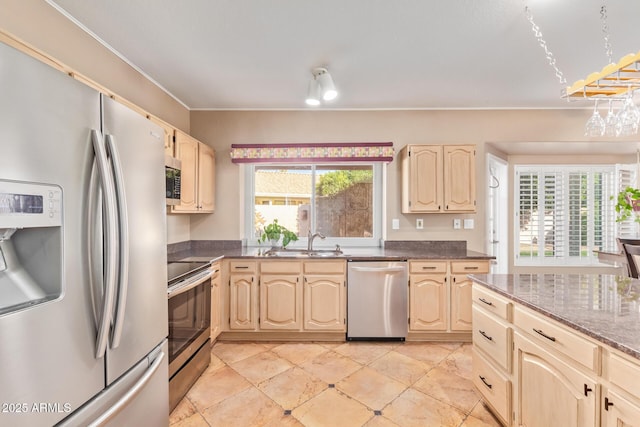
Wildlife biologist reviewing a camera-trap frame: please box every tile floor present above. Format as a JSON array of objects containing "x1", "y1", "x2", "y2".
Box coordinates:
[{"x1": 169, "y1": 341, "x2": 502, "y2": 427}]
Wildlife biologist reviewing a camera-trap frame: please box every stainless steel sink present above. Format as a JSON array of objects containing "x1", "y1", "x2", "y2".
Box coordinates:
[{"x1": 263, "y1": 248, "x2": 344, "y2": 257}]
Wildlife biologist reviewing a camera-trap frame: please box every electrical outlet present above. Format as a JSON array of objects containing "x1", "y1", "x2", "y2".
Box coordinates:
[
  {"x1": 416, "y1": 218, "x2": 424, "y2": 229},
  {"x1": 392, "y1": 219, "x2": 400, "y2": 230},
  {"x1": 453, "y1": 219, "x2": 461, "y2": 229}
]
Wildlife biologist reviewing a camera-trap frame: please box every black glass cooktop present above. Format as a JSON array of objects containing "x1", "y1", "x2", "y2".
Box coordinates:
[{"x1": 167, "y1": 261, "x2": 209, "y2": 285}]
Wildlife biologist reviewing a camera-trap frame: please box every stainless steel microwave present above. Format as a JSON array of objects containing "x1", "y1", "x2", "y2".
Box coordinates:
[{"x1": 165, "y1": 155, "x2": 182, "y2": 205}]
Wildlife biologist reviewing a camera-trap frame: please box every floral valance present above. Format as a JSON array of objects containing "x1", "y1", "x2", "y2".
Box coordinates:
[{"x1": 230, "y1": 142, "x2": 394, "y2": 164}]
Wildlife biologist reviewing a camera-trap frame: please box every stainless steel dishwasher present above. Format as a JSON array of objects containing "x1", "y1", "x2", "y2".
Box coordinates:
[{"x1": 346, "y1": 260, "x2": 408, "y2": 341}]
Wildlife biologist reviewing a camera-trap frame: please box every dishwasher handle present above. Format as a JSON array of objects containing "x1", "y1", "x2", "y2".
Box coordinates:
[{"x1": 350, "y1": 266, "x2": 406, "y2": 273}]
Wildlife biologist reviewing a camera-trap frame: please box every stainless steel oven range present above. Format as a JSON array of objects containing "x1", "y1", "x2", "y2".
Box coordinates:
[{"x1": 167, "y1": 261, "x2": 212, "y2": 411}]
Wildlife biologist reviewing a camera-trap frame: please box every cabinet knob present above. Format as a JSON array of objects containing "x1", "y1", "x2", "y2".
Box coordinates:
[{"x1": 604, "y1": 397, "x2": 614, "y2": 411}]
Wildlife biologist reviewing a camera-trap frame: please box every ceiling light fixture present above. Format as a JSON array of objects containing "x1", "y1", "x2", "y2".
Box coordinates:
[{"x1": 305, "y1": 67, "x2": 338, "y2": 106}]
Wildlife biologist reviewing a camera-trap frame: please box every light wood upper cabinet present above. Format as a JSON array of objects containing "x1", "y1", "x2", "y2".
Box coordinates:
[
  {"x1": 401, "y1": 144, "x2": 476, "y2": 213},
  {"x1": 443, "y1": 145, "x2": 476, "y2": 211},
  {"x1": 402, "y1": 145, "x2": 443, "y2": 212},
  {"x1": 171, "y1": 130, "x2": 215, "y2": 213}
]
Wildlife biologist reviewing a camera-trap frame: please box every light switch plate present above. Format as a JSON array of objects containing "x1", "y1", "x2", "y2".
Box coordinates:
[
  {"x1": 464, "y1": 219, "x2": 474, "y2": 229},
  {"x1": 416, "y1": 218, "x2": 424, "y2": 229},
  {"x1": 392, "y1": 219, "x2": 400, "y2": 230},
  {"x1": 453, "y1": 219, "x2": 461, "y2": 229}
]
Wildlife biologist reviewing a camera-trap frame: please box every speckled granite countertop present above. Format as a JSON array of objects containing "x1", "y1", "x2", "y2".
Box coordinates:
[
  {"x1": 470, "y1": 274, "x2": 640, "y2": 360},
  {"x1": 167, "y1": 240, "x2": 494, "y2": 263}
]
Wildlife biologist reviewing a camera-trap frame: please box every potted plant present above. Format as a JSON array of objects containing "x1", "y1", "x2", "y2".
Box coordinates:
[
  {"x1": 613, "y1": 186, "x2": 640, "y2": 223},
  {"x1": 260, "y1": 219, "x2": 298, "y2": 248}
]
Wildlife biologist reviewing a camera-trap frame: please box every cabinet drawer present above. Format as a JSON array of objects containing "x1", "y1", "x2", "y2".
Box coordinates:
[
  {"x1": 304, "y1": 261, "x2": 345, "y2": 274},
  {"x1": 472, "y1": 285, "x2": 512, "y2": 321},
  {"x1": 608, "y1": 351, "x2": 640, "y2": 399},
  {"x1": 514, "y1": 306, "x2": 599, "y2": 372},
  {"x1": 229, "y1": 261, "x2": 256, "y2": 273},
  {"x1": 472, "y1": 348, "x2": 511, "y2": 426},
  {"x1": 410, "y1": 260, "x2": 447, "y2": 274},
  {"x1": 451, "y1": 260, "x2": 490, "y2": 274},
  {"x1": 260, "y1": 261, "x2": 301, "y2": 274},
  {"x1": 472, "y1": 305, "x2": 511, "y2": 371}
]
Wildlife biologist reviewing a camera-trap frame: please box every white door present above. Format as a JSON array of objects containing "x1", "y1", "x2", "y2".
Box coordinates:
[{"x1": 486, "y1": 154, "x2": 508, "y2": 274}]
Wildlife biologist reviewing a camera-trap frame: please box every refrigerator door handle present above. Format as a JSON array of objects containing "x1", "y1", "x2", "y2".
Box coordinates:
[
  {"x1": 91, "y1": 129, "x2": 119, "y2": 359},
  {"x1": 87, "y1": 350, "x2": 166, "y2": 427},
  {"x1": 105, "y1": 134, "x2": 129, "y2": 349}
]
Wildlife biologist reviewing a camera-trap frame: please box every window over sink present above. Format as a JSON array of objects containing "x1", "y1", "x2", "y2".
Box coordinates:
[
  {"x1": 515, "y1": 164, "x2": 636, "y2": 266},
  {"x1": 244, "y1": 163, "x2": 383, "y2": 247}
]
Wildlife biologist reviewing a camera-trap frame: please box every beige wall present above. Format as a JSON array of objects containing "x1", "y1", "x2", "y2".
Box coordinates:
[
  {"x1": 0, "y1": 0, "x2": 189, "y2": 131},
  {"x1": 190, "y1": 109, "x2": 634, "y2": 273}
]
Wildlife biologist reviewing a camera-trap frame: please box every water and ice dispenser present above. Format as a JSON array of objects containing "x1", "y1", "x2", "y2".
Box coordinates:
[{"x1": 0, "y1": 180, "x2": 62, "y2": 316}]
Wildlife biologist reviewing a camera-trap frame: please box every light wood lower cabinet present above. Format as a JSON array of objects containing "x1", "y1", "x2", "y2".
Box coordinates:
[
  {"x1": 225, "y1": 260, "x2": 346, "y2": 334},
  {"x1": 228, "y1": 261, "x2": 257, "y2": 330},
  {"x1": 602, "y1": 388, "x2": 640, "y2": 427},
  {"x1": 210, "y1": 262, "x2": 222, "y2": 340},
  {"x1": 409, "y1": 259, "x2": 489, "y2": 335},
  {"x1": 471, "y1": 282, "x2": 640, "y2": 427},
  {"x1": 409, "y1": 272, "x2": 447, "y2": 331},
  {"x1": 303, "y1": 275, "x2": 345, "y2": 331},
  {"x1": 514, "y1": 331, "x2": 597, "y2": 427},
  {"x1": 259, "y1": 274, "x2": 302, "y2": 330}
]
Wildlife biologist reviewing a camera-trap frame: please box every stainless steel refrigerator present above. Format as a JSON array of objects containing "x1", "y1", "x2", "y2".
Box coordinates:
[{"x1": 0, "y1": 40, "x2": 169, "y2": 426}]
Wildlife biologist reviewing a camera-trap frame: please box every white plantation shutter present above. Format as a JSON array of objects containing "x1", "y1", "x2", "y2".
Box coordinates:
[
  {"x1": 516, "y1": 165, "x2": 618, "y2": 266},
  {"x1": 615, "y1": 164, "x2": 638, "y2": 238}
]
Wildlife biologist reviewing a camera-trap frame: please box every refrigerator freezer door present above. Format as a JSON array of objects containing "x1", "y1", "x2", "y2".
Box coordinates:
[
  {"x1": 0, "y1": 42, "x2": 105, "y2": 426},
  {"x1": 101, "y1": 96, "x2": 169, "y2": 384},
  {"x1": 57, "y1": 340, "x2": 169, "y2": 427}
]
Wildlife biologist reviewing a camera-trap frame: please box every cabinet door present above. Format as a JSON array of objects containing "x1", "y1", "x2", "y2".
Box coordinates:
[
  {"x1": 514, "y1": 332, "x2": 597, "y2": 427},
  {"x1": 149, "y1": 117, "x2": 174, "y2": 157},
  {"x1": 409, "y1": 274, "x2": 447, "y2": 331},
  {"x1": 303, "y1": 275, "x2": 345, "y2": 331},
  {"x1": 451, "y1": 274, "x2": 473, "y2": 331},
  {"x1": 259, "y1": 274, "x2": 301, "y2": 330},
  {"x1": 443, "y1": 145, "x2": 475, "y2": 212},
  {"x1": 172, "y1": 130, "x2": 198, "y2": 212},
  {"x1": 409, "y1": 145, "x2": 443, "y2": 212},
  {"x1": 210, "y1": 264, "x2": 222, "y2": 340},
  {"x1": 603, "y1": 388, "x2": 640, "y2": 427},
  {"x1": 198, "y1": 143, "x2": 215, "y2": 212},
  {"x1": 229, "y1": 273, "x2": 257, "y2": 330}
]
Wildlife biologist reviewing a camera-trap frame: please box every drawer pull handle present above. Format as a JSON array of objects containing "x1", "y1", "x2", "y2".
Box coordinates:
[
  {"x1": 605, "y1": 397, "x2": 614, "y2": 411},
  {"x1": 422, "y1": 266, "x2": 437, "y2": 270},
  {"x1": 533, "y1": 328, "x2": 556, "y2": 342},
  {"x1": 465, "y1": 266, "x2": 479, "y2": 270},
  {"x1": 479, "y1": 330, "x2": 493, "y2": 341},
  {"x1": 584, "y1": 384, "x2": 593, "y2": 397},
  {"x1": 479, "y1": 376, "x2": 492, "y2": 389},
  {"x1": 478, "y1": 298, "x2": 494, "y2": 306},
  {"x1": 235, "y1": 266, "x2": 249, "y2": 269}
]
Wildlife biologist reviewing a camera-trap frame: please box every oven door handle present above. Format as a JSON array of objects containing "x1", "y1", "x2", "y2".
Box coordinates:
[{"x1": 167, "y1": 270, "x2": 213, "y2": 299}]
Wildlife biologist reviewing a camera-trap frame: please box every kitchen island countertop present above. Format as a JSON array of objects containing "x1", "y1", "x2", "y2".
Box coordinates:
[{"x1": 470, "y1": 273, "x2": 640, "y2": 360}]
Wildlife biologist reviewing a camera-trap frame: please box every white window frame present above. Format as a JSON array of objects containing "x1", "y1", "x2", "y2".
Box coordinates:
[
  {"x1": 514, "y1": 164, "x2": 625, "y2": 267},
  {"x1": 244, "y1": 162, "x2": 384, "y2": 248}
]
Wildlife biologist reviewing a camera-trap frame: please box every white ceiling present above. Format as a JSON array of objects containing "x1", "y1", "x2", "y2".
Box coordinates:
[{"x1": 48, "y1": 0, "x2": 640, "y2": 111}]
